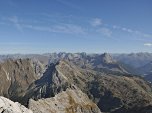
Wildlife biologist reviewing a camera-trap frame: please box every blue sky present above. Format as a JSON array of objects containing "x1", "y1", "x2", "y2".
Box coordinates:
[{"x1": 0, "y1": 0, "x2": 152, "y2": 54}]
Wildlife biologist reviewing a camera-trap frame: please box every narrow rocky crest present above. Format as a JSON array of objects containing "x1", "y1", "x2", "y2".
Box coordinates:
[{"x1": 29, "y1": 89, "x2": 101, "y2": 113}]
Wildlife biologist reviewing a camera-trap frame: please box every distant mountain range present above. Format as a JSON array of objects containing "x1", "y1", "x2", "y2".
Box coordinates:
[
  {"x1": 113, "y1": 52, "x2": 152, "y2": 68},
  {"x1": 1, "y1": 52, "x2": 152, "y2": 81},
  {"x1": 1, "y1": 52, "x2": 152, "y2": 67},
  {"x1": 1, "y1": 52, "x2": 152, "y2": 82},
  {"x1": 112, "y1": 53, "x2": 152, "y2": 83},
  {"x1": 1, "y1": 52, "x2": 152, "y2": 113}
]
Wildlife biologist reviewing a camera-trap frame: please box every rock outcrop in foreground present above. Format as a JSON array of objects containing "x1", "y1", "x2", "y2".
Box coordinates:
[
  {"x1": 29, "y1": 89, "x2": 101, "y2": 113},
  {"x1": 0, "y1": 96, "x2": 33, "y2": 113}
]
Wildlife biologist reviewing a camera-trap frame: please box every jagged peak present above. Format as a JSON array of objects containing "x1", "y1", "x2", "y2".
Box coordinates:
[
  {"x1": 49, "y1": 59, "x2": 73, "y2": 67},
  {"x1": 101, "y1": 53, "x2": 115, "y2": 63}
]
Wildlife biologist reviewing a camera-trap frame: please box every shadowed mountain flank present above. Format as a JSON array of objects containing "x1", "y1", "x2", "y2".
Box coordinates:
[
  {"x1": 0, "y1": 54, "x2": 152, "y2": 113},
  {"x1": 23, "y1": 60, "x2": 152, "y2": 113},
  {"x1": 0, "y1": 58, "x2": 45, "y2": 103}
]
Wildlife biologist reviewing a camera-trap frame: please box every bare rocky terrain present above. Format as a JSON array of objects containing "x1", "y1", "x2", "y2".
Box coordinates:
[
  {"x1": 0, "y1": 58, "x2": 45, "y2": 103},
  {"x1": 29, "y1": 89, "x2": 101, "y2": 113},
  {"x1": 0, "y1": 96, "x2": 33, "y2": 113},
  {"x1": 0, "y1": 53, "x2": 152, "y2": 113}
]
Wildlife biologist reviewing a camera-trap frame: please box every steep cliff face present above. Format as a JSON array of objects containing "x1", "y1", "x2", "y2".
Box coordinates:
[
  {"x1": 0, "y1": 59, "x2": 45, "y2": 103},
  {"x1": 1, "y1": 58, "x2": 152, "y2": 113},
  {"x1": 29, "y1": 89, "x2": 101, "y2": 113},
  {"x1": 92, "y1": 53, "x2": 128, "y2": 73},
  {"x1": 24, "y1": 60, "x2": 152, "y2": 113},
  {"x1": 25, "y1": 60, "x2": 95, "y2": 101},
  {"x1": 0, "y1": 96, "x2": 33, "y2": 113},
  {"x1": 51, "y1": 53, "x2": 128, "y2": 73}
]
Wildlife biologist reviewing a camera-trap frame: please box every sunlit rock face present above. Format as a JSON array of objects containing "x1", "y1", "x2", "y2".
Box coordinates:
[
  {"x1": 0, "y1": 58, "x2": 45, "y2": 104},
  {"x1": 25, "y1": 60, "x2": 152, "y2": 113},
  {"x1": 29, "y1": 89, "x2": 102, "y2": 113},
  {"x1": 0, "y1": 96, "x2": 33, "y2": 113}
]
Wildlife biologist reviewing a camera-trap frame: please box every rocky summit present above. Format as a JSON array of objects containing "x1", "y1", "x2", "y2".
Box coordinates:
[{"x1": 29, "y1": 89, "x2": 101, "y2": 113}]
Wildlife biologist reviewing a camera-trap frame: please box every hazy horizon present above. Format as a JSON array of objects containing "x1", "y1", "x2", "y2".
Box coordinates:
[{"x1": 0, "y1": 51, "x2": 152, "y2": 56}]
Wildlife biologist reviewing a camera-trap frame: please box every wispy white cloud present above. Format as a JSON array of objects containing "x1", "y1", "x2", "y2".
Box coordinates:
[
  {"x1": 2, "y1": 14, "x2": 152, "y2": 41},
  {"x1": 112, "y1": 25, "x2": 120, "y2": 29},
  {"x1": 23, "y1": 23, "x2": 86, "y2": 35},
  {"x1": 97, "y1": 28, "x2": 112, "y2": 37},
  {"x1": 121, "y1": 27, "x2": 133, "y2": 33},
  {"x1": 144, "y1": 43, "x2": 152, "y2": 47},
  {"x1": 8, "y1": 16, "x2": 23, "y2": 32},
  {"x1": 112, "y1": 25, "x2": 152, "y2": 38},
  {"x1": 113, "y1": 25, "x2": 135, "y2": 33},
  {"x1": 1, "y1": 14, "x2": 86, "y2": 35},
  {"x1": 143, "y1": 34, "x2": 152, "y2": 38},
  {"x1": 90, "y1": 18, "x2": 112, "y2": 37},
  {"x1": 91, "y1": 18, "x2": 102, "y2": 27},
  {"x1": 53, "y1": 24, "x2": 86, "y2": 34}
]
